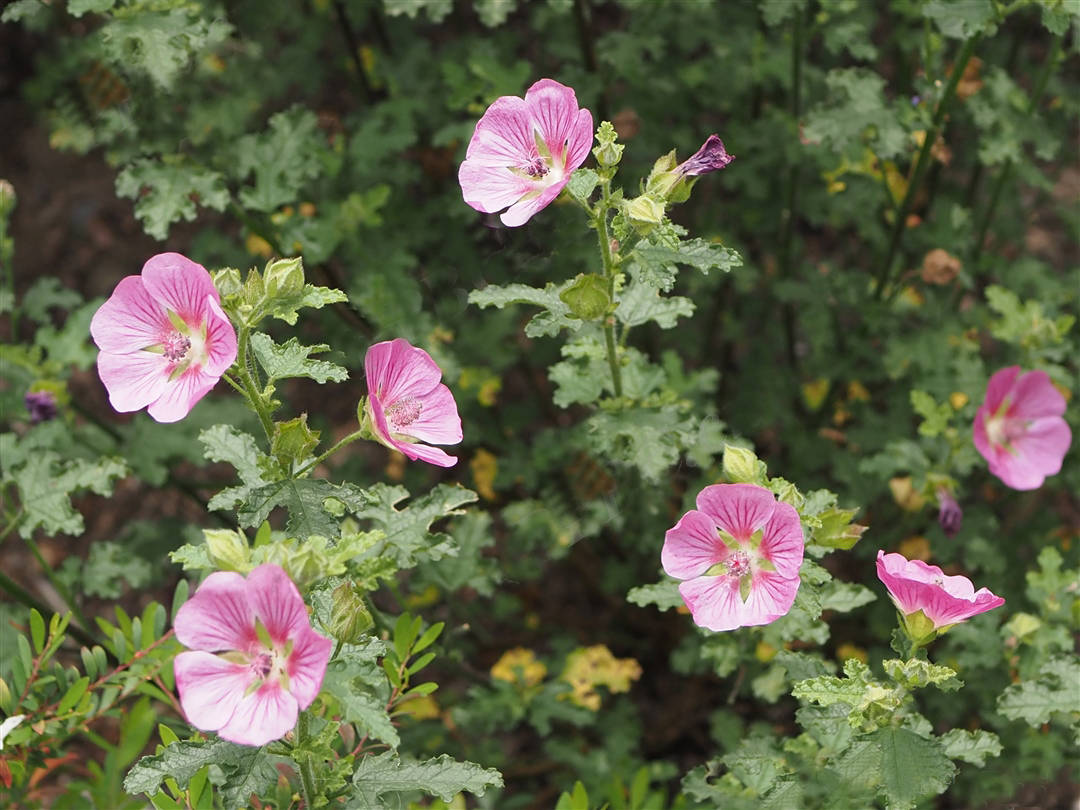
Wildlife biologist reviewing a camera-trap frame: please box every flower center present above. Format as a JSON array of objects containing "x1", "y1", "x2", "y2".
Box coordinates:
[
  {"x1": 251, "y1": 652, "x2": 273, "y2": 678},
  {"x1": 161, "y1": 330, "x2": 192, "y2": 363},
  {"x1": 523, "y1": 157, "x2": 549, "y2": 178},
  {"x1": 725, "y1": 550, "x2": 752, "y2": 578},
  {"x1": 385, "y1": 397, "x2": 423, "y2": 429}
]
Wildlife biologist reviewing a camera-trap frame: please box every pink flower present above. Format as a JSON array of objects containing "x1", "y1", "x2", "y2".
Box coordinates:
[
  {"x1": 173, "y1": 564, "x2": 332, "y2": 747},
  {"x1": 661, "y1": 483, "x2": 805, "y2": 632},
  {"x1": 876, "y1": 551, "x2": 1004, "y2": 641},
  {"x1": 364, "y1": 338, "x2": 463, "y2": 468},
  {"x1": 676, "y1": 134, "x2": 735, "y2": 176},
  {"x1": 90, "y1": 253, "x2": 237, "y2": 423},
  {"x1": 973, "y1": 366, "x2": 1071, "y2": 490},
  {"x1": 458, "y1": 78, "x2": 594, "y2": 227}
]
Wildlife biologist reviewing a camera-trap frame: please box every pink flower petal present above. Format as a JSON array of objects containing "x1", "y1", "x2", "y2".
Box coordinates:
[
  {"x1": 174, "y1": 571, "x2": 258, "y2": 652},
  {"x1": 678, "y1": 571, "x2": 798, "y2": 632},
  {"x1": 96, "y1": 350, "x2": 171, "y2": 413},
  {"x1": 876, "y1": 550, "x2": 1004, "y2": 629},
  {"x1": 287, "y1": 628, "x2": 333, "y2": 710},
  {"x1": 1009, "y1": 369, "x2": 1066, "y2": 419},
  {"x1": 500, "y1": 183, "x2": 566, "y2": 228},
  {"x1": 399, "y1": 383, "x2": 463, "y2": 445},
  {"x1": 247, "y1": 564, "x2": 311, "y2": 644},
  {"x1": 203, "y1": 296, "x2": 239, "y2": 376},
  {"x1": 365, "y1": 339, "x2": 442, "y2": 403},
  {"x1": 696, "y1": 483, "x2": 778, "y2": 540},
  {"x1": 216, "y1": 681, "x2": 299, "y2": 747},
  {"x1": 759, "y1": 501, "x2": 805, "y2": 580},
  {"x1": 395, "y1": 440, "x2": 458, "y2": 468},
  {"x1": 90, "y1": 276, "x2": 171, "y2": 355},
  {"x1": 991, "y1": 417, "x2": 1072, "y2": 490},
  {"x1": 464, "y1": 95, "x2": 538, "y2": 168},
  {"x1": 146, "y1": 368, "x2": 218, "y2": 423},
  {"x1": 174, "y1": 650, "x2": 251, "y2": 734},
  {"x1": 524, "y1": 79, "x2": 593, "y2": 166},
  {"x1": 458, "y1": 161, "x2": 535, "y2": 216},
  {"x1": 983, "y1": 366, "x2": 1020, "y2": 412},
  {"x1": 141, "y1": 253, "x2": 219, "y2": 326},
  {"x1": 661, "y1": 509, "x2": 726, "y2": 580}
]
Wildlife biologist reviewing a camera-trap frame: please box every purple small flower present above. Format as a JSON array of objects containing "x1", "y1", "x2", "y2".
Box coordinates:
[
  {"x1": 24, "y1": 391, "x2": 58, "y2": 424},
  {"x1": 676, "y1": 135, "x2": 735, "y2": 177},
  {"x1": 936, "y1": 488, "x2": 962, "y2": 538}
]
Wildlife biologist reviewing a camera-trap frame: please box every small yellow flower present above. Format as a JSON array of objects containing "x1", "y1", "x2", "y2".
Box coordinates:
[
  {"x1": 491, "y1": 648, "x2": 547, "y2": 688},
  {"x1": 470, "y1": 449, "x2": 498, "y2": 501},
  {"x1": 889, "y1": 477, "x2": 926, "y2": 512},
  {"x1": 559, "y1": 645, "x2": 642, "y2": 711},
  {"x1": 949, "y1": 392, "x2": 969, "y2": 410}
]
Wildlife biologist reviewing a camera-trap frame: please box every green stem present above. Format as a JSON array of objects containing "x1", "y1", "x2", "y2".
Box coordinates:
[
  {"x1": 970, "y1": 33, "x2": 1062, "y2": 269},
  {"x1": 295, "y1": 429, "x2": 366, "y2": 478},
  {"x1": 594, "y1": 185, "x2": 623, "y2": 398},
  {"x1": 235, "y1": 326, "x2": 275, "y2": 443},
  {"x1": 296, "y1": 712, "x2": 319, "y2": 809},
  {"x1": 873, "y1": 34, "x2": 981, "y2": 300}
]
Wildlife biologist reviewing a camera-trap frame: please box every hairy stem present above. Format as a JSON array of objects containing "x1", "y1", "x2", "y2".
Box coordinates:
[
  {"x1": 296, "y1": 712, "x2": 319, "y2": 808},
  {"x1": 593, "y1": 188, "x2": 623, "y2": 398}
]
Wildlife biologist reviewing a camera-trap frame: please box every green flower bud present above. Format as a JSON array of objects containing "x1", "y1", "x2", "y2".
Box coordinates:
[
  {"x1": 264, "y1": 257, "x2": 305, "y2": 298},
  {"x1": 559, "y1": 273, "x2": 611, "y2": 321},
  {"x1": 329, "y1": 581, "x2": 374, "y2": 644},
  {"x1": 624, "y1": 195, "x2": 666, "y2": 232},
  {"x1": 204, "y1": 529, "x2": 250, "y2": 572},
  {"x1": 212, "y1": 267, "x2": 244, "y2": 297},
  {"x1": 722, "y1": 445, "x2": 766, "y2": 484}
]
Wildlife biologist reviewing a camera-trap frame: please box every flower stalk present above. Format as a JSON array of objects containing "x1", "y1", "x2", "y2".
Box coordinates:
[{"x1": 874, "y1": 34, "x2": 981, "y2": 300}]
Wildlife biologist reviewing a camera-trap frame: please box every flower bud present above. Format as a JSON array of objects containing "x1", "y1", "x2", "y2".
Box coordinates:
[
  {"x1": 328, "y1": 581, "x2": 374, "y2": 644},
  {"x1": 936, "y1": 488, "x2": 962, "y2": 538},
  {"x1": 624, "y1": 195, "x2": 666, "y2": 233},
  {"x1": 24, "y1": 390, "x2": 58, "y2": 424},
  {"x1": 722, "y1": 445, "x2": 765, "y2": 484},
  {"x1": 592, "y1": 121, "x2": 624, "y2": 168},
  {"x1": 212, "y1": 267, "x2": 244, "y2": 297},
  {"x1": 264, "y1": 257, "x2": 305, "y2": 298},
  {"x1": 203, "y1": 529, "x2": 250, "y2": 572}
]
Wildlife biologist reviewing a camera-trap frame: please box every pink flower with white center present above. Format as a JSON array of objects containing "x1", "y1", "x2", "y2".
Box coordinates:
[
  {"x1": 173, "y1": 564, "x2": 332, "y2": 747},
  {"x1": 661, "y1": 483, "x2": 805, "y2": 632},
  {"x1": 458, "y1": 78, "x2": 594, "y2": 227},
  {"x1": 364, "y1": 338, "x2": 463, "y2": 468},
  {"x1": 90, "y1": 253, "x2": 237, "y2": 423},
  {"x1": 876, "y1": 550, "x2": 1004, "y2": 643},
  {"x1": 973, "y1": 366, "x2": 1071, "y2": 490}
]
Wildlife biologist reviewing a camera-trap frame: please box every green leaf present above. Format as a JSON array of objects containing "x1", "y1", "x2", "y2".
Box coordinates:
[
  {"x1": 883, "y1": 658, "x2": 961, "y2": 691},
  {"x1": 803, "y1": 69, "x2": 908, "y2": 159},
  {"x1": 82, "y1": 541, "x2": 154, "y2": 598},
  {"x1": 235, "y1": 107, "x2": 326, "y2": 213},
  {"x1": 125, "y1": 739, "x2": 277, "y2": 809},
  {"x1": 923, "y1": 0, "x2": 998, "y2": 38},
  {"x1": 565, "y1": 168, "x2": 599, "y2": 205},
  {"x1": 271, "y1": 415, "x2": 320, "y2": 469},
  {"x1": 632, "y1": 238, "x2": 742, "y2": 290},
  {"x1": 342, "y1": 483, "x2": 478, "y2": 569},
  {"x1": 416, "y1": 512, "x2": 501, "y2": 596},
  {"x1": 28, "y1": 609, "x2": 44, "y2": 655},
  {"x1": 20, "y1": 278, "x2": 82, "y2": 324},
  {"x1": 910, "y1": 390, "x2": 952, "y2": 437},
  {"x1": 200, "y1": 425, "x2": 275, "y2": 513},
  {"x1": 997, "y1": 656, "x2": 1080, "y2": 726},
  {"x1": 322, "y1": 639, "x2": 397, "y2": 749},
  {"x1": 249, "y1": 333, "x2": 348, "y2": 384},
  {"x1": 938, "y1": 729, "x2": 1002, "y2": 767},
  {"x1": 101, "y1": 10, "x2": 231, "y2": 89},
  {"x1": 238, "y1": 478, "x2": 350, "y2": 538},
  {"x1": 348, "y1": 752, "x2": 503, "y2": 806},
  {"x1": 264, "y1": 283, "x2": 348, "y2": 327},
  {"x1": 871, "y1": 727, "x2": 955, "y2": 810},
  {"x1": 115, "y1": 157, "x2": 229, "y2": 240},
  {"x1": 57, "y1": 676, "x2": 90, "y2": 715},
  {"x1": 722, "y1": 737, "x2": 783, "y2": 795},
  {"x1": 68, "y1": 0, "x2": 116, "y2": 16},
  {"x1": 820, "y1": 581, "x2": 876, "y2": 613},
  {"x1": 626, "y1": 579, "x2": 684, "y2": 611},
  {"x1": 586, "y1": 404, "x2": 692, "y2": 481},
  {"x1": 615, "y1": 281, "x2": 694, "y2": 329},
  {"x1": 10, "y1": 451, "x2": 127, "y2": 538},
  {"x1": 469, "y1": 281, "x2": 580, "y2": 338}
]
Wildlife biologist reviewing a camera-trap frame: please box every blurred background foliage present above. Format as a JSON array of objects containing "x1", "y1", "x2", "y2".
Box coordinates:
[{"x1": 1, "y1": 0, "x2": 1077, "y2": 807}]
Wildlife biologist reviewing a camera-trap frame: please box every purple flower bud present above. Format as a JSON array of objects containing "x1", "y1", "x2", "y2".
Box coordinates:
[
  {"x1": 677, "y1": 134, "x2": 735, "y2": 177},
  {"x1": 936, "y1": 488, "x2": 962, "y2": 538},
  {"x1": 911, "y1": 95, "x2": 922, "y2": 106},
  {"x1": 24, "y1": 390, "x2": 58, "y2": 424}
]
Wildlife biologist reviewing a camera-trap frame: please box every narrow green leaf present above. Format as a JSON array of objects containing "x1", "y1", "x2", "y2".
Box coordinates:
[
  {"x1": 57, "y1": 676, "x2": 90, "y2": 715},
  {"x1": 412, "y1": 622, "x2": 444, "y2": 655},
  {"x1": 29, "y1": 609, "x2": 45, "y2": 655}
]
